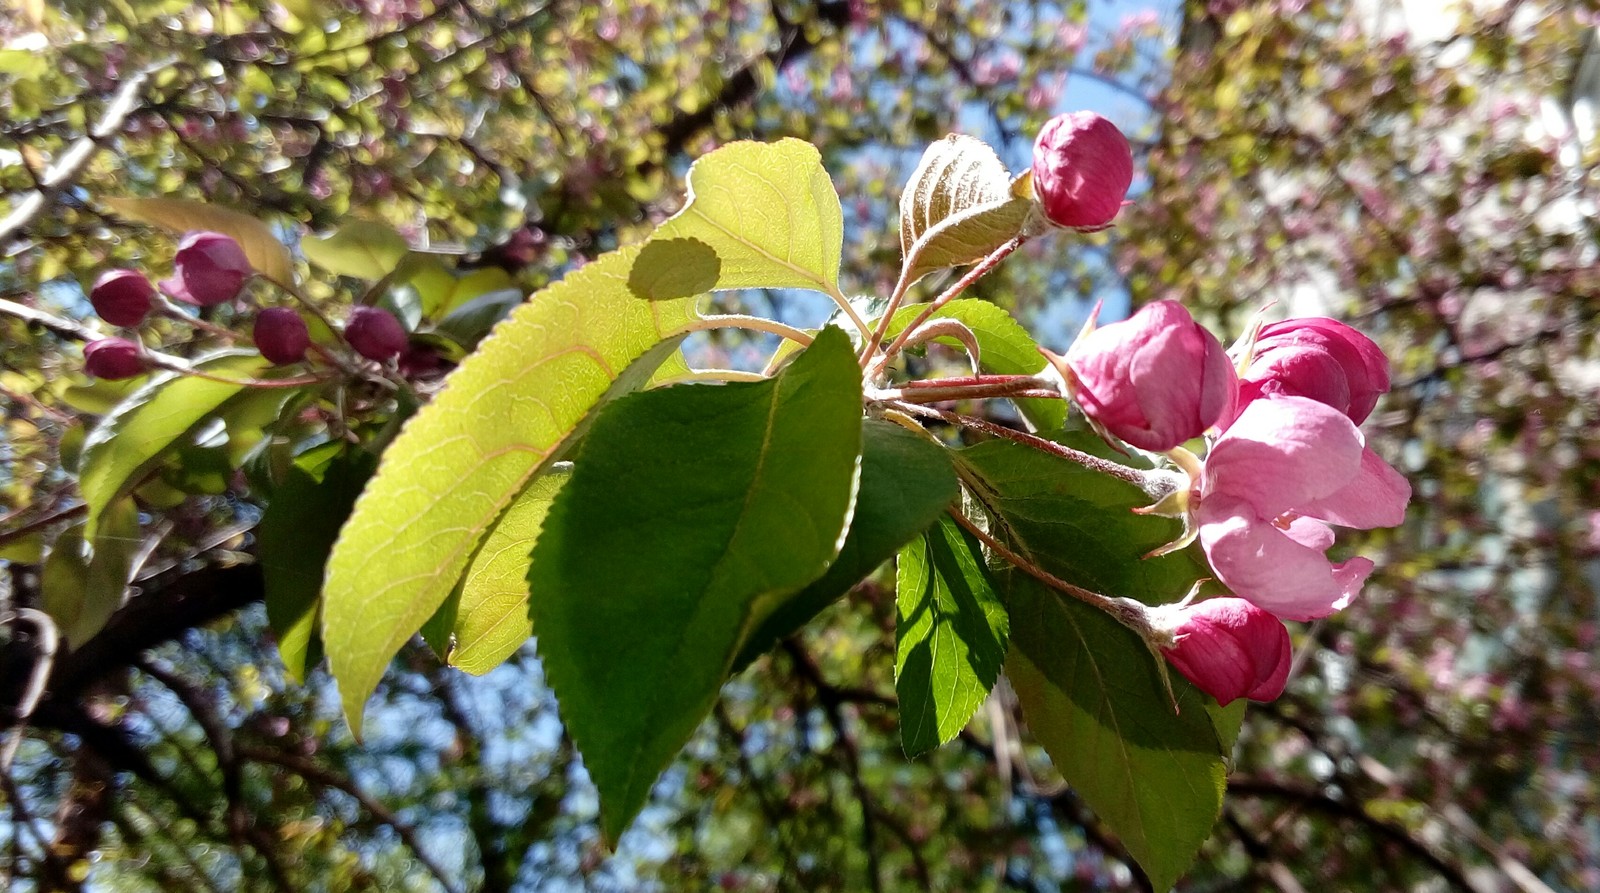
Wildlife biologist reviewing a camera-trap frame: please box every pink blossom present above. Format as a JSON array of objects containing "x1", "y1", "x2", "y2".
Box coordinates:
[
  {"x1": 1198, "y1": 395, "x2": 1409, "y2": 620},
  {"x1": 1233, "y1": 317, "x2": 1390, "y2": 425},
  {"x1": 1066, "y1": 300, "x2": 1236, "y2": 451},
  {"x1": 1151, "y1": 597, "x2": 1292, "y2": 705},
  {"x1": 1030, "y1": 112, "x2": 1134, "y2": 230},
  {"x1": 161, "y1": 231, "x2": 253, "y2": 307}
]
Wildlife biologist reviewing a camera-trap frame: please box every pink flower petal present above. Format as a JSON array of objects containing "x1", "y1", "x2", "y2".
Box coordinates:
[
  {"x1": 1297, "y1": 447, "x2": 1411, "y2": 529},
  {"x1": 1202, "y1": 395, "x2": 1363, "y2": 519},
  {"x1": 1198, "y1": 497, "x2": 1360, "y2": 621}
]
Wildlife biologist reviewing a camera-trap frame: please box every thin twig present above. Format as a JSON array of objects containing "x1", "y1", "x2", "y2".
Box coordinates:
[
  {"x1": 895, "y1": 401, "x2": 1155, "y2": 488},
  {"x1": 0, "y1": 609, "x2": 60, "y2": 772},
  {"x1": 868, "y1": 236, "x2": 1026, "y2": 377}
]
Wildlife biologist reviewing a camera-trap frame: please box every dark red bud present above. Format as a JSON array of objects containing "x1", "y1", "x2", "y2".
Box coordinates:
[
  {"x1": 161, "y1": 231, "x2": 253, "y2": 307},
  {"x1": 344, "y1": 306, "x2": 408, "y2": 362},
  {"x1": 83, "y1": 337, "x2": 147, "y2": 380},
  {"x1": 253, "y1": 307, "x2": 311, "y2": 365},
  {"x1": 89, "y1": 269, "x2": 156, "y2": 327}
]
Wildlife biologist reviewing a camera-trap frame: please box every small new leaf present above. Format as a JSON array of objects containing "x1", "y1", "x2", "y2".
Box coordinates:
[
  {"x1": 899, "y1": 134, "x2": 1031, "y2": 290},
  {"x1": 302, "y1": 220, "x2": 411, "y2": 280}
]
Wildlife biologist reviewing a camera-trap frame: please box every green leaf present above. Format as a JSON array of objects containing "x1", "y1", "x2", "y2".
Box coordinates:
[
  {"x1": 260, "y1": 444, "x2": 376, "y2": 683},
  {"x1": 528, "y1": 326, "x2": 863, "y2": 844},
  {"x1": 895, "y1": 515, "x2": 1008, "y2": 757},
  {"x1": 40, "y1": 498, "x2": 141, "y2": 648},
  {"x1": 732, "y1": 419, "x2": 959, "y2": 672},
  {"x1": 322, "y1": 243, "x2": 703, "y2": 727},
  {"x1": 103, "y1": 196, "x2": 296, "y2": 285},
  {"x1": 646, "y1": 139, "x2": 844, "y2": 297},
  {"x1": 447, "y1": 467, "x2": 570, "y2": 674},
  {"x1": 301, "y1": 219, "x2": 411, "y2": 280},
  {"x1": 957, "y1": 438, "x2": 1222, "y2": 891},
  {"x1": 78, "y1": 353, "x2": 271, "y2": 541},
  {"x1": 883, "y1": 299, "x2": 1065, "y2": 430},
  {"x1": 898, "y1": 134, "x2": 1031, "y2": 290}
]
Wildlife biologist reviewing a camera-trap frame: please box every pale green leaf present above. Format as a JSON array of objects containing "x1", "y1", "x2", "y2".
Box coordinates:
[
  {"x1": 447, "y1": 467, "x2": 569, "y2": 674},
  {"x1": 528, "y1": 326, "x2": 863, "y2": 844},
  {"x1": 78, "y1": 353, "x2": 270, "y2": 541},
  {"x1": 323, "y1": 243, "x2": 703, "y2": 727},
  {"x1": 301, "y1": 220, "x2": 411, "y2": 280},
  {"x1": 103, "y1": 196, "x2": 296, "y2": 285},
  {"x1": 648, "y1": 138, "x2": 844, "y2": 297},
  {"x1": 40, "y1": 499, "x2": 141, "y2": 648}
]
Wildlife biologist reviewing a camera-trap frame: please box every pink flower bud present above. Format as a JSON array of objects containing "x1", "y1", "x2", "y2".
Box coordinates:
[
  {"x1": 89, "y1": 269, "x2": 155, "y2": 327},
  {"x1": 1152, "y1": 598, "x2": 1292, "y2": 705},
  {"x1": 160, "y1": 231, "x2": 253, "y2": 307},
  {"x1": 1237, "y1": 317, "x2": 1390, "y2": 425},
  {"x1": 1066, "y1": 300, "x2": 1236, "y2": 451},
  {"x1": 344, "y1": 306, "x2": 408, "y2": 362},
  {"x1": 1030, "y1": 111, "x2": 1135, "y2": 229},
  {"x1": 83, "y1": 337, "x2": 146, "y2": 380},
  {"x1": 253, "y1": 307, "x2": 311, "y2": 365}
]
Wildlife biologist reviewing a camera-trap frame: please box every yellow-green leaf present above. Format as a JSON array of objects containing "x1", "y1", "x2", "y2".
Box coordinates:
[
  {"x1": 301, "y1": 219, "x2": 411, "y2": 280},
  {"x1": 323, "y1": 243, "x2": 703, "y2": 728}
]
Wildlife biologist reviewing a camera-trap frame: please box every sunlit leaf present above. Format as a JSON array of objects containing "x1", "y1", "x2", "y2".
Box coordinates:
[
  {"x1": 323, "y1": 243, "x2": 703, "y2": 727},
  {"x1": 40, "y1": 498, "x2": 141, "y2": 649},
  {"x1": 302, "y1": 220, "x2": 411, "y2": 280},
  {"x1": 447, "y1": 467, "x2": 570, "y2": 674},
  {"x1": 647, "y1": 139, "x2": 844, "y2": 297}
]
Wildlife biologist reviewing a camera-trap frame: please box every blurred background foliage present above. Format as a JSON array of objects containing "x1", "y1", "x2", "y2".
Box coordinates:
[{"x1": 2, "y1": 0, "x2": 1598, "y2": 890}]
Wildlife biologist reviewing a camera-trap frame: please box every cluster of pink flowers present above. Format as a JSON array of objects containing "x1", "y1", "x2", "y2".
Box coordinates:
[
  {"x1": 1061, "y1": 300, "x2": 1410, "y2": 705},
  {"x1": 83, "y1": 231, "x2": 411, "y2": 379}
]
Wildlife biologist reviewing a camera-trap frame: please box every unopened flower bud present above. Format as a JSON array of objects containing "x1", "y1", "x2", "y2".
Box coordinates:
[
  {"x1": 344, "y1": 306, "x2": 408, "y2": 362},
  {"x1": 1151, "y1": 597, "x2": 1292, "y2": 705},
  {"x1": 253, "y1": 307, "x2": 311, "y2": 365},
  {"x1": 1235, "y1": 317, "x2": 1390, "y2": 425},
  {"x1": 83, "y1": 337, "x2": 146, "y2": 380},
  {"x1": 90, "y1": 269, "x2": 156, "y2": 326},
  {"x1": 161, "y1": 231, "x2": 253, "y2": 307},
  {"x1": 1030, "y1": 111, "x2": 1134, "y2": 230},
  {"x1": 1065, "y1": 300, "x2": 1235, "y2": 451}
]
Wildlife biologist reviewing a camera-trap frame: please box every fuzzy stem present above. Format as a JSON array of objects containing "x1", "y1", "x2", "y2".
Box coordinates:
[
  {"x1": 683, "y1": 314, "x2": 815, "y2": 347},
  {"x1": 896, "y1": 402, "x2": 1151, "y2": 487},
  {"x1": 868, "y1": 235, "x2": 1026, "y2": 376},
  {"x1": 945, "y1": 507, "x2": 1153, "y2": 634},
  {"x1": 652, "y1": 368, "x2": 770, "y2": 386}
]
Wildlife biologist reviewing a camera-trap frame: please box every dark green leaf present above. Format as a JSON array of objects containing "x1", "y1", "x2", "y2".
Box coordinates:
[
  {"x1": 957, "y1": 438, "x2": 1222, "y2": 891},
  {"x1": 260, "y1": 445, "x2": 377, "y2": 683},
  {"x1": 732, "y1": 419, "x2": 959, "y2": 672},
  {"x1": 528, "y1": 326, "x2": 863, "y2": 844},
  {"x1": 895, "y1": 515, "x2": 1008, "y2": 757},
  {"x1": 40, "y1": 498, "x2": 141, "y2": 648}
]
